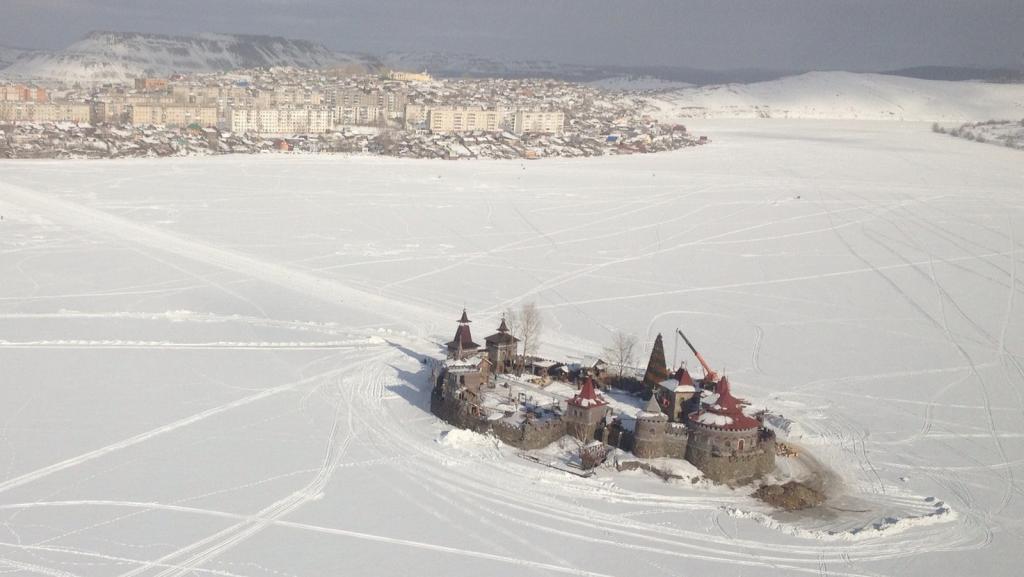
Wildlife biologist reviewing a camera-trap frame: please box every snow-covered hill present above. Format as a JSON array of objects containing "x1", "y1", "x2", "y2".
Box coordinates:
[
  {"x1": 0, "y1": 46, "x2": 33, "y2": 70},
  {"x1": 1, "y1": 32, "x2": 378, "y2": 82},
  {"x1": 643, "y1": 71, "x2": 1024, "y2": 122}
]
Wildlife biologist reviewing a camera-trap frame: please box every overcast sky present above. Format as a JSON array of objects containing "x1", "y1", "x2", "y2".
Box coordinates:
[{"x1": 3, "y1": 0, "x2": 1022, "y2": 71}]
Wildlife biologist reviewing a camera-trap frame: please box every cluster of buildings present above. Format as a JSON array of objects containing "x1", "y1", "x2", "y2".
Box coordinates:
[
  {"x1": 1, "y1": 69, "x2": 704, "y2": 159},
  {"x1": 430, "y1": 311, "x2": 776, "y2": 485}
]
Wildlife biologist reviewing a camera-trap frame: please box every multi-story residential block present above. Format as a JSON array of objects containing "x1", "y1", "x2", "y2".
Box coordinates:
[
  {"x1": 426, "y1": 107, "x2": 504, "y2": 133},
  {"x1": 0, "y1": 101, "x2": 91, "y2": 123},
  {"x1": 336, "y1": 105, "x2": 382, "y2": 126},
  {"x1": 134, "y1": 78, "x2": 169, "y2": 92},
  {"x1": 128, "y1": 104, "x2": 218, "y2": 127},
  {"x1": 403, "y1": 103, "x2": 426, "y2": 129},
  {"x1": 227, "y1": 106, "x2": 334, "y2": 135},
  {"x1": 513, "y1": 110, "x2": 565, "y2": 135},
  {"x1": 0, "y1": 84, "x2": 49, "y2": 102}
]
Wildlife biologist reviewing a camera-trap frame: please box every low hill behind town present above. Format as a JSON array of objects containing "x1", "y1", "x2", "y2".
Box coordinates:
[{"x1": 641, "y1": 71, "x2": 1024, "y2": 122}]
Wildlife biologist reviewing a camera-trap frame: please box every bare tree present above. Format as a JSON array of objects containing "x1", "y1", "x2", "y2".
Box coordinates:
[
  {"x1": 503, "y1": 301, "x2": 543, "y2": 373},
  {"x1": 604, "y1": 331, "x2": 639, "y2": 379}
]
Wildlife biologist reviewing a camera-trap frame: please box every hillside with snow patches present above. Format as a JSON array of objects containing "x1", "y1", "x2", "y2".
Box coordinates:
[
  {"x1": 641, "y1": 71, "x2": 1024, "y2": 122},
  {"x1": 0, "y1": 32, "x2": 377, "y2": 82},
  {"x1": 0, "y1": 46, "x2": 35, "y2": 70}
]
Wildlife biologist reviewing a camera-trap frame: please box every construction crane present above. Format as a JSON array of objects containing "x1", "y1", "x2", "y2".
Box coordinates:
[{"x1": 677, "y1": 329, "x2": 719, "y2": 382}]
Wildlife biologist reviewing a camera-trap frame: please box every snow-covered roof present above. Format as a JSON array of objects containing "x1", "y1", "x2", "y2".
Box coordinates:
[
  {"x1": 695, "y1": 412, "x2": 733, "y2": 427},
  {"x1": 567, "y1": 377, "x2": 608, "y2": 408}
]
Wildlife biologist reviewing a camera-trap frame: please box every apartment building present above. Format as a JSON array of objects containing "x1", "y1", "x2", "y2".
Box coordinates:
[
  {"x1": 336, "y1": 105, "x2": 382, "y2": 126},
  {"x1": 426, "y1": 107, "x2": 504, "y2": 133},
  {"x1": 134, "y1": 78, "x2": 169, "y2": 92},
  {"x1": 128, "y1": 104, "x2": 218, "y2": 127},
  {"x1": 333, "y1": 88, "x2": 407, "y2": 121},
  {"x1": 0, "y1": 84, "x2": 48, "y2": 102},
  {"x1": 513, "y1": 110, "x2": 565, "y2": 135},
  {"x1": 0, "y1": 101, "x2": 91, "y2": 123},
  {"x1": 228, "y1": 106, "x2": 334, "y2": 135}
]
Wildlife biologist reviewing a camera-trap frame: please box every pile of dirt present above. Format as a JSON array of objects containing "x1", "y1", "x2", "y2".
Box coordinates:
[{"x1": 752, "y1": 481, "x2": 826, "y2": 510}]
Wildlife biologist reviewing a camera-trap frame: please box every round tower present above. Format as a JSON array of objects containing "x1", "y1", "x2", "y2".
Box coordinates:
[
  {"x1": 685, "y1": 376, "x2": 775, "y2": 484},
  {"x1": 632, "y1": 394, "x2": 667, "y2": 458}
]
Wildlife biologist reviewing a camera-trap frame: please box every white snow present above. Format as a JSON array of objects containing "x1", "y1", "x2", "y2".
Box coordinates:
[
  {"x1": 643, "y1": 71, "x2": 1024, "y2": 122},
  {"x1": 0, "y1": 118, "x2": 1022, "y2": 576},
  {"x1": 695, "y1": 412, "x2": 734, "y2": 426}
]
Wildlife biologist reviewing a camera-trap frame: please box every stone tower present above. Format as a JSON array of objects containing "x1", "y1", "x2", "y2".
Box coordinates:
[
  {"x1": 685, "y1": 376, "x2": 775, "y2": 484},
  {"x1": 484, "y1": 317, "x2": 519, "y2": 373},
  {"x1": 642, "y1": 333, "x2": 669, "y2": 394},
  {"x1": 564, "y1": 377, "x2": 610, "y2": 442},
  {"x1": 632, "y1": 394, "x2": 668, "y2": 458}
]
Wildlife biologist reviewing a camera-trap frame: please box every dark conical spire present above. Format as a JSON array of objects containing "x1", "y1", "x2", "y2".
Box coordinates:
[
  {"x1": 642, "y1": 333, "x2": 669, "y2": 390},
  {"x1": 497, "y1": 316, "x2": 509, "y2": 333},
  {"x1": 459, "y1": 309, "x2": 471, "y2": 324},
  {"x1": 643, "y1": 392, "x2": 663, "y2": 415}
]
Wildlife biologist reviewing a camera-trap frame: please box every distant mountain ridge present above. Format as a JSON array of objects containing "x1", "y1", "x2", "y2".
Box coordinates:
[
  {"x1": 0, "y1": 31, "x2": 377, "y2": 82},
  {"x1": 1, "y1": 31, "x2": 1020, "y2": 88}
]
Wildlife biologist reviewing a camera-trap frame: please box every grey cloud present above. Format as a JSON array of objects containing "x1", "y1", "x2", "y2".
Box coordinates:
[{"x1": 1, "y1": 0, "x2": 1021, "y2": 71}]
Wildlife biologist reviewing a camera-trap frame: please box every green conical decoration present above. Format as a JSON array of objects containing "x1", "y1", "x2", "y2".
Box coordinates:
[{"x1": 642, "y1": 333, "x2": 669, "y2": 392}]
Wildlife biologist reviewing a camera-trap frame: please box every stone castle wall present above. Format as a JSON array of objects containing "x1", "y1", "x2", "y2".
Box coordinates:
[
  {"x1": 433, "y1": 385, "x2": 567, "y2": 450},
  {"x1": 684, "y1": 445, "x2": 775, "y2": 484},
  {"x1": 684, "y1": 425, "x2": 776, "y2": 484},
  {"x1": 433, "y1": 380, "x2": 776, "y2": 485},
  {"x1": 493, "y1": 418, "x2": 566, "y2": 450}
]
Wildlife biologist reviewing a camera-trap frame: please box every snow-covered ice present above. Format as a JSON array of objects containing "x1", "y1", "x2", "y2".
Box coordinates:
[{"x1": 0, "y1": 119, "x2": 1022, "y2": 576}]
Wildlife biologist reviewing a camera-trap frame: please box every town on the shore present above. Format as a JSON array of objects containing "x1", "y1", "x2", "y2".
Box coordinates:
[{"x1": 0, "y1": 68, "x2": 705, "y2": 159}]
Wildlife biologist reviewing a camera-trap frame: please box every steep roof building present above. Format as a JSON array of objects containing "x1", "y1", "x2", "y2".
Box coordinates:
[{"x1": 446, "y1": 309, "x2": 480, "y2": 359}]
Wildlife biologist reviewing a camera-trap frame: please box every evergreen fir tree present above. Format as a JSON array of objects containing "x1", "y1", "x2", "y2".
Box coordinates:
[{"x1": 642, "y1": 333, "x2": 669, "y2": 394}]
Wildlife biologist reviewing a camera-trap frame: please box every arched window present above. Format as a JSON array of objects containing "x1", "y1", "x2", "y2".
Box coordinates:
[{"x1": 738, "y1": 439, "x2": 744, "y2": 450}]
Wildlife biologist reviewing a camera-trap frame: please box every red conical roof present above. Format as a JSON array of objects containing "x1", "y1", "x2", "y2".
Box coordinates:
[
  {"x1": 568, "y1": 377, "x2": 607, "y2": 408},
  {"x1": 674, "y1": 367, "x2": 695, "y2": 387},
  {"x1": 694, "y1": 376, "x2": 759, "y2": 430},
  {"x1": 458, "y1": 309, "x2": 471, "y2": 324},
  {"x1": 447, "y1": 323, "x2": 479, "y2": 351}
]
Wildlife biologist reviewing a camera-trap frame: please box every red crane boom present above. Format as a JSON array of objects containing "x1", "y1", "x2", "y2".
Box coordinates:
[{"x1": 677, "y1": 329, "x2": 719, "y2": 382}]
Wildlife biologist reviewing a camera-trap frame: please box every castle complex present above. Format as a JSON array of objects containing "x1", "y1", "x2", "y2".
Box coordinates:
[{"x1": 430, "y1": 311, "x2": 776, "y2": 484}]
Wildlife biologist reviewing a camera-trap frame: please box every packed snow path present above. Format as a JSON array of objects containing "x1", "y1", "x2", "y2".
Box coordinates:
[{"x1": 0, "y1": 120, "x2": 1022, "y2": 576}]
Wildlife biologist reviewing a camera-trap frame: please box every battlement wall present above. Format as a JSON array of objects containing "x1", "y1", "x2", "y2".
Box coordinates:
[{"x1": 684, "y1": 441, "x2": 775, "y2": 484}]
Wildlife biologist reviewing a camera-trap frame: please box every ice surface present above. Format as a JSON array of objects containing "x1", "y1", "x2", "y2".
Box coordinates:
[{"x1": 0, "y1": 119, "x2": 1022, "y2": 576}]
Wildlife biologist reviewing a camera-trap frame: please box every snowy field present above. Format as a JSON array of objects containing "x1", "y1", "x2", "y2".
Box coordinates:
[{"x1": 1, "y1": 119, "x2": 1023, "y2": 576}]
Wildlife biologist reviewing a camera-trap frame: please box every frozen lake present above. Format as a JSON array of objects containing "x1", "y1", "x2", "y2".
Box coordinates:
[{"x1": 1, "y1": 119, "x2": 1022, "y2": 576}]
